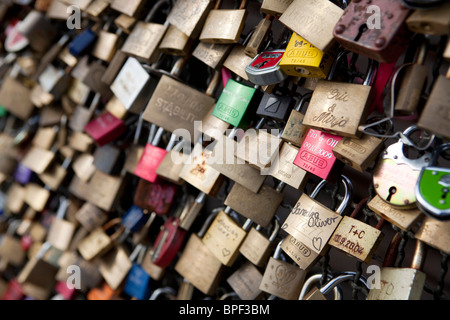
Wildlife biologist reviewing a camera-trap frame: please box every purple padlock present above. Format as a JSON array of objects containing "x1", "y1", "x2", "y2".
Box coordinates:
[{"x1": 14, "y1": 163, "x2": 35, "y2": 184}]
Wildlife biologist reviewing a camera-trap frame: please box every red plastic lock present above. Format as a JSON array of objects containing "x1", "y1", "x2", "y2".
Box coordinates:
[
  {"x1": 293, "y1": 128, "x2": 344, "y2": 182},
  {"x1": 84, "y1": 112, "x2": 127, "y2": 146},
  {"x1": 151, "y1": 217, "x2": 186, "y2": 268}
]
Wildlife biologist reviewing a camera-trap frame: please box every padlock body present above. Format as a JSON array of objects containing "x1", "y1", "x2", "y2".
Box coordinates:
[
  {"x1": 279, "y1": 33, "x2": 337, "y2": 78},
  {"x1": 281, "y1": 109, "x2": 307, "y2": 147},
  {"x1": 239, "y1": 228, "x2": 273, "y2": 267},
  {"x1": 280, "y1": 234, "x2": 323, "y2": 271},
  {"x1": 245, "y1": 50, "x2": 288, "y2": 86},
  {"x1": 416, "y1": 167, "x2": 450, "y2": 219},
  {"x1": 293, "y1": 128, "x2": 343, "y2": 181},
  {"x1": 84, "y1": 112, "x2": 126, "y2": 146},
  {"x1": 199, "y1": 9, "x2": 247, "y2": 44},
  {"x1": 134, "y1": 144, "x2": 167, "y2": 183},
  {"x1": 122, "y1": 205, "x2": 149, "y2": 233},
  {"x1": 152, "y1": 218, "x2": 187, "y2": 268},
  {"x1": 256, "y1": 92, "x2": 292, "y2": 121},
  {"x1": 123, "y1": 264, "x2": 152, "y2": 300},
  {"x1": 133, "y1": 179, "x2": 177, "y2": 215},
  {"x1": 227, "y1": 262, "x2": 264, "y2": 300},
  {"x1": 69, "y1": 28, "x2": 97, "y2": 57}
]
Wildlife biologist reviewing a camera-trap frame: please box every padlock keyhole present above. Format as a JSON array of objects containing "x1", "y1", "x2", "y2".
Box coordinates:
[
  {"x1": 442, "y1": 188, "x2": 449, "y2": 199},
  {"x1": 354, "y1": 24, "x2": 368, "y2": 42},
  {"x1": 386, "y1": 186, "x2": 397, "y2": 202}
]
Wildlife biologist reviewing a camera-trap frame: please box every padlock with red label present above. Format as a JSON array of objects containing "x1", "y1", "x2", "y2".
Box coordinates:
[
  {"x1": 151, "y1": 217, "x2": 187, "y2": 268},
  {"x1": 293, "y1": 128, "x2": 344, "y2": 182},
  {"x1": 84, "y1": 112, "x2": 127, "y2": 146},
  {"x1": 245, "y1": 49, "x2": 288, "y2": 86}
]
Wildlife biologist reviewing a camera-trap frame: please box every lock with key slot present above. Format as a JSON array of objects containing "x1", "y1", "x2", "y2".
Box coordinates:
[
  {"x1": 226, "y1": 261, "x2": 264, "y2": 300},
  {"x1": 415, "y1": 142, "x2": 450, "y2": 220},
  {"x1": 373, "y1": 126, "x2": 433, "y2": 209},
  {"x1": 333, "y1": 0, "x2": 412, "y2": 63}
]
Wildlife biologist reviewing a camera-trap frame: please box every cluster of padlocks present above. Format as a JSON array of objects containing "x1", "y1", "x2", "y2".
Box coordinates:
[{"x1": 0, "y1": 0, "x2": 448, "y2": 301}]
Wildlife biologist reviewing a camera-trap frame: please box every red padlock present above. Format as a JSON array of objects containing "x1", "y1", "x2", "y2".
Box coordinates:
[
  {"x1": 151, "y1": 217, "x2": 187, "y2": 268},
  {"x1": 54, "y1": 281, "x2": 77, "y2": 300},
  {"x1": 84, "y1": 112, "x2": 127, "y2": 146},
  {"x1": 20, "y1": 234, "x2": 33, "y2": 251},
  {"x1": 134, "y1": 179, "x2": 178, "y2": 216},
  {"x1": 293, "y1": 128, "x2": 344, "y2": 182},
  {"x1": 2, "y1": 279, "x2": 25, "y2": 300}
]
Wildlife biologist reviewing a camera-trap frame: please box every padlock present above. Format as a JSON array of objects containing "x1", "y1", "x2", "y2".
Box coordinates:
[
  {"x1": 282, "y1": 175, "x2": 353, "y2": 255},
  {"x1": 293, "y1": 128, "x2": 344, "y2": 182},
  {"x1": 143, "y1": 59, "x2": 216, "y2": 144},
  {"x1": 133, "y1": 126, "x2": 169, "y2": 183},
  {"x1": 16, "y1": 10, "x2": 57, "y2": 52},
  {"x1": 23, "y1": 183, "x2": 51, "y2": 213},
  {"x1": 259, "y1": 239, "x2": 307, "y2": 300},
  {"x1": 223, "y1": 44, "x2": 255, "y2": 80},
  {"x1": 373, "y1": 126, "x2": 433, "y2": 209},
  {"x1": 159, "y1": 24, "x2": 194, "y2": 57},
  {"x1": 140, "y1": 246, "x2": 166, "y2": 281},
  {"x1": 110, "y1": 0, "x2": 147, "y2": 17},
  {"x1": 244, "y1": 14, "x2": 273, "y2": 58},
  {"x1": 239, "y1": 216, "x2": 280, "y2": 267},
  {"x1": 255, "y1": 89, "x2": 295, "y2": 122},
  {"x1": 1, "y1": 278, "x2": 25, "y2": 300},
  {"x1": 260, "y1": 0, "x2": 293, "y2": 17},
  {"x1": 280, "y1": 93, "x2": 311, "y2": 147},
  {"x1": 174, "y1": 210, "x2": 225, "y2": 295},
  {"x1": 302, "y1": 53, "x2": 377, "y2": 138},
  {"x1": 77, "y1": 217, "x2": 125, "y2": 261},
  {"x1": 300, "y1": 272, "x2": 368, "y2": 300},
  {"x1": 91, "y1": 19, "x2": 124, "y2": 63},
  {"x1": 84, "y1": 111, "x2": 127, "y2": 146},
  {"x1": 121, "y1": 204, "x2": 151, "y2": 235},
  {"x1": 406, "y1": 1, "x2": 450, "y2": 35},
  {"x1": 114, "y1": 14, "x2": 137, "y2": 34},
  {"x1": 245, "y1": 49, "x2": 288, "y2": 86},
  {"x1": 38, "y1": 63, "x2": 71, "y2": 100},
  {"x1": 207, "y1": 133, "x2": 266, "y2": 193},
  {"x1": 199, "y1": 0, "x2": 248, "y2": 44},
  {"x1": 0, "y1": 220, "x2": 26, "y2": 267},
  {"x1": 98, "y1": 245, "x2": 133, "y2": 291},
  {"x1": 93, "y1": 144, "x2": 122, "y2": 175},
  {"x1": 17, "y1": 242, "x2": 59, "y2": 297},
  {"x1": 367, "y1": 195, "x2": 423, "y2": 232},
  {"x1": 69, "y1": 93, "x2": 101, "y2": 133},
  {"x1": 82, "y1": 60, "x2": 114, "y2": 98},
  {"x1": 329, "y1": 198, "x2": 385, "y2": 263},
  {"x1": 120, "y1": 1, "x2": 169, "y2": 64},
  {"x1": 226, "y1": 261, "x2": 264, "y2": 300},
  {"x1": 68, "y1": 23, "x2": 100, "y2": 57},
  {"x1": 333, "y1": 0, "x2": 411, "y2": 63},
  {"x1": 192, "y1": 41, "x2": 232, "y2": 70},
  {"x1": 224, "y1": 181, "x2": 284, "y2": 228},
  {"x1": 166, "y1": 0, "x2": 214, "y2": 39},
  {"x1": 75, "y1": 201, "x2": 108, "y2": 232},
  {"x1": 279, "y1": 0, "x2": 343, "y2": 52},
  {"x1": 394, "y1": 39, "x2": 429, "y2": 116},
  {"x1": 83, "y1": 169, "x2": 124, "y2": 211},
  {"x1": 101, "y1": 50, "x2": 128, "y2": 86},
  {"x1": 133, "y1": 178, "x2": 177, "y2": 216},
  {"x1": 415, "y1": 143, "x2": 450, "y2": 220},
  {"x1": 332, "y1": 133, "x2": 385, "y2": 173},
  {"x1": 110, "y1": 56, "x2": 156, "y2": 115},
  {"x1": 279, "y1": 32, "x2": 338, "y2": 79},
  {"x1": 367, "y1": 239, "x2": 427, "y2": 300},
  {"x1": 151, "y1": 216, "x2": 187, "y2": 268},
  {"x1": 212, "y1": 78, "x2": 259, "y2": 129},
  {"x1": 178, "y1": 141, "x2": 225, "y2": 196},
  {"x1": 178, "y1": 193, "x2": 207, "y2": 231},
  {"x1": 87, "y1": 282, "x2": 120, "y2": 300},
  {"x1": 123, "y1": 244, "x2": 153, "y2": 300},
  {"x1": 46, "y1": 196, "x2": 76, "y2": 252},
  {"x1": 202, "y1": 206, "x2": 252, "y2": 266},
  {"x1": 417, "y1": 75, "x2": 450, "y2": 141},
  {"x1": 268, "y1": 142, "x2": 310, "y2": 190},
  {"x1": 415, "y1": 216, "x2": 450, "y2": 255}
]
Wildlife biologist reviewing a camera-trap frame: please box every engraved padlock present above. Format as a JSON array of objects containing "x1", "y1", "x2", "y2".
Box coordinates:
[
  {"x1": 259, "y1": 239, "x2": 307, "y2": 300},
  {"x1": 282, "y1": 175, "x2": 353, "y2": 255},
  {"x1": 373, "y1": 126, "x2": 432, "y2": 209}
]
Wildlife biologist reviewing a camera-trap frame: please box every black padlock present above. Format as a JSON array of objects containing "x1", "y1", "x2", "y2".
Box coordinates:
[{"x1": 256, "y1": 91, "x2": 294, "y2": 121}]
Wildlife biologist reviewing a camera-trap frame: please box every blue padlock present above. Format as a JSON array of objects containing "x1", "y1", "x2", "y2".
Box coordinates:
[
  {"x1": 122, "y1": 205, "x2": 150, "y2": 233},
  {"x1": 68, "y1": 27, "x2": 97, "y2": 57},
  {"x1": 123, "y1": 245, "x2": 153, "y2": 300}
]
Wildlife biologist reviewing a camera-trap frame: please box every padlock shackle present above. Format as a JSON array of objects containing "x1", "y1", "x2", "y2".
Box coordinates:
[
  {"x1": 148, "y1": 286, "x2": 176, "y2": 300},
  {"x1": 198, "y1": 208, "x2": 221, "y2": 237},
  {"x1": 363, "y1": 59, "x2": 377, "y2": 86},
  {"x1": 294, "y1": 92, "x2": 312, "y2": 112},
  {"x1": 56, "y1": 196, "x2": 70, "y2": 220},
  {"x1": 206, "y1": 70, "x2": 221, "y2": 97},
  {"x1": 320, "y1": 272, "x2": 369, "y2": 295},
  {"x1": 268, "y1": 216, "x2": 280, "y2": 242},
  {"x1": 144, "y1": 0, "x2": 170, "y2": 23},
  {"x1": 272, "y1": 238, "x2": 284, "y2": 260},
  {"x1": 411, "y1": 240, "x2": 427, "y2": 271},
  {"x1": 310, "y1": 175, "x2": 353, "y2": 215},
  {"x1": 298, "y1": 274, "x2": 342, "y2": 300},
  {"x1": 151, "y1": 127, "x2": 165, "y2": 146},
  {"x1": 430, "y1": 142, "x2": 450, "y2": 166}
]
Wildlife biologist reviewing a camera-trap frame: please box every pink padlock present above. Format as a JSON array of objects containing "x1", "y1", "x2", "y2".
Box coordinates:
[
  {"x1": 293, "y1": 128, "x2": 344, "y2": 182},
  {"x1": 54, "y1": 281, "x2": 77, "y2": 300},
  {"x1": 84, "y1": 112, "x2": 127, "y2": 146}
]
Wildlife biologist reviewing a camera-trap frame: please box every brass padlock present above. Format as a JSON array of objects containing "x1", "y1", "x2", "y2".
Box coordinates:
[
  {"x1": 224, "y1": 181, "x2": 284, "y2": 228},
  {"x1": 223, "y1": 44, "x2": 254, "y2": 80},
  {"x1": 239, "y1": 216, "x2": 280, "y2": 267},
  {"x1": 174, "y1": 210, "x2": 225, "y2": 296},
  {"x1": 159, "y1": 24, "x2": 193, "y2": 56},
  {"x1": 192, "y1": 41, "x2": 232, "y2": 70},
  {"x1": 226, "y1": 261, "x2": 264, "y2": 300},
  {"x1": 110, "y1": 0, "x2": 146, "y2": 17},
  {"x1": 406, "y1": 1, "x2": 450, "y2": 35},
  {"x1": 0, "y1": 73, "x2": 34, "y2": 121},
  {"x1": 202, "y1": 207, "x2": 252, "y2": 266},
  {"x1": 415, "y1": 216, "x2": 450, "y2": 256},
  {"x1": 260, "y1": 0, "x2": 293, "y2": 17},
  {"x1": 75, "y1": 202, "x2": 108, "y2": 232},
  {"x1": 24, "y1": 183, "x2": 51, "y2": 213},
  {"x1": 259, "y1": 239, "x2": 307, "y2": 300},
  {"x1": 280, "y1": 233, "x2": 323, "y2": 272},
  {"x1": 46, "y1": 196, "x2": 77, "y2": 252},
  {"x1": 83, "y1": 170, "x2": 124, "y2": 211},
  {"x1": 417, "y1": 75, "x2": 450, "y2": 141},
  {"x1": 367, "y1": 239, "x2": 427, "y2": 300},
  {"x1": 98, "y1": 245, "x2": 133, "y2": 290},
  {"x1": 282, "y1": 175, "x2": 352, "y2": 255},
  {"x1": 77, "y1": 218, "x2": 125, "y2": 261},
  {"x1": 368, "y1": 195, "x2": 423, "y2": 232},
  {"x1": 114, "y1": 14, "x2": 137, "y2": 34},
  {"x1": 0, "y1": 220, "x2": 26, "y2": 267},
  {"x1": 199, "y1": 0, "x2": 248, "y2": 44},
  {"x1": 302, "y1": 53, "x2": 377, "y2": 138},
  {"x1": 91, "y1": 20, "x2": 123, "y2": 63},
  {"x1": 244, "y1": 14, "x2": 272, "y2": 58},
  {"x1": 279, "y1": 0, "x2": 343, "y2": 52},
  {"x1": 166, "y1": 0, "x2": 214, "y2": 39}
]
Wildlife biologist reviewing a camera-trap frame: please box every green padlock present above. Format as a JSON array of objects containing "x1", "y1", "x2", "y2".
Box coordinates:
[
  {"x1": 212, "y1": 78, "x2": 258, "y2": 129},
  {"x1": 416, "y1": 143, "x2": 450, "y2": 220}
]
